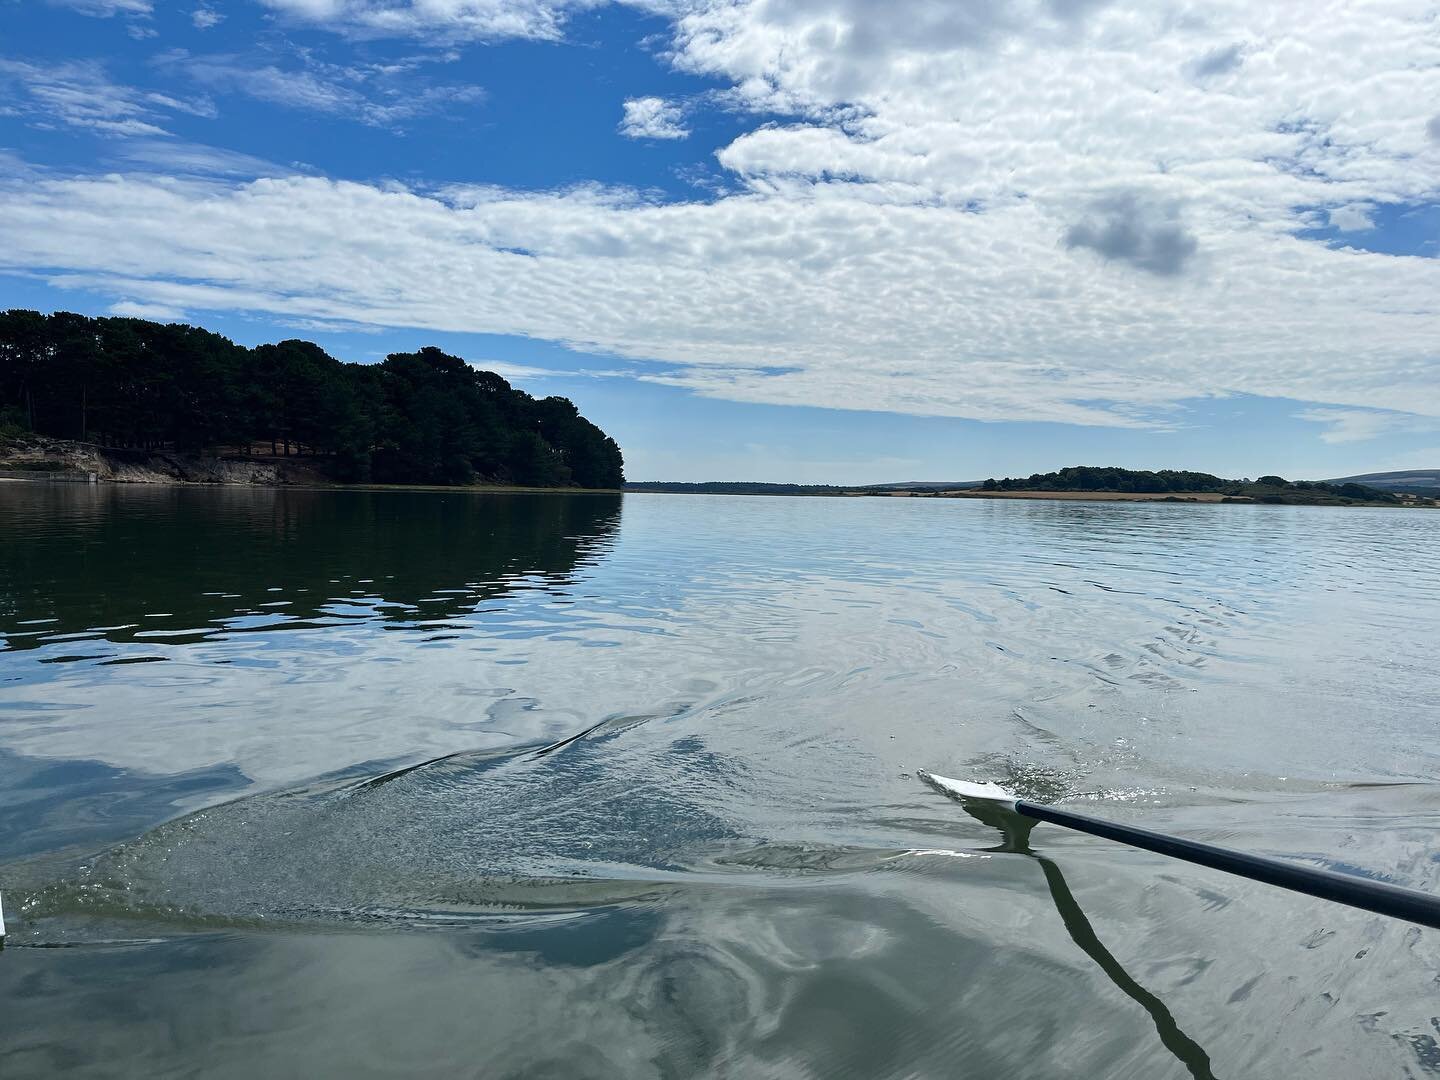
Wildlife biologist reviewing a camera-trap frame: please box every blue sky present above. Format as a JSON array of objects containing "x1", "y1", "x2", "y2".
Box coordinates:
[{"x1": 2, "y1": 0, "x2": 1439, "y2": 483}]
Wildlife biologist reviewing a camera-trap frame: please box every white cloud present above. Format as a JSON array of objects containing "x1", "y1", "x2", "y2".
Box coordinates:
[
  {"x1": 0, "y1": 58, "x2": 212, "y2": 137},
  {"x1": 110, "y1": 139, "x2": 295, "y2": 177},
  {"x1": 619, "y1": 96, "x2": 689, "y2": 140},
  {"x1": 1328, "y1": 204, "x2": 1375, "y2": 232},
  {"x1": 669, "y1": 0, "x2": 1102, "y2": 115},
  {"x1": 279, "y1": 316, "x2": 386, "y2": 333},
  {"x1": 467, "y1": 358, "x2": 636, "y2": 380},
  {"x1": 466, "y1": 359, "x2": 559, "y2": 380},
  {"x1": 183, "y1": 59, "x2": 361, "y2": 112},
  {"x1": 5, "y1": 171, "x2": 1440, "y2": 430},
  {"x1": 3, "y1": 0, "x2": 1440, "y2": 430},
  {"x1": 191, "y1": 6, "x2": 224, "y2": 29},
  {"x1": 256, "y1": 0, "x2": 604, "y2": 41},
  {"x1": 1296, "y1": 409, "x2": 1438, "y2": 444},
  {"x1": 0, "y1": 150, "x2": 37, "y2": 178},
  {"x1": 109, "y1": 299, "x2": 187, "y2": 320},
  {"x1": 168, "y1": 52, "x2": 486, "y2": 127},
  {"x1": 51, "y1": 0, "x2": 152, "y2": 15}
]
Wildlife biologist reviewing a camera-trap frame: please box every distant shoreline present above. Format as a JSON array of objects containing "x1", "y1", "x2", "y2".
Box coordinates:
[
  {"x1": 3, "y1": 473, "x2": 1426, "y2": 507},
  {"x1": 626, "y1": 467, "x2": 1438, "y2": 507},
  {"x1": 625, "y1": 486, "x2": 1434, "y2": 508},
  {"x1": 628, "y1": 488, "x2": 1241, "y2": 504},
  {"x1": 3, "y1": 438, "x2": 1429, "y2": 507},
  {"x1": 623, "y1": 486, "x2": 1234, "y2": 502}
]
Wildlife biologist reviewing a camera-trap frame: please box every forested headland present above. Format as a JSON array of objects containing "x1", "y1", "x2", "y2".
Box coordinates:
[{"x1": 0, "y1": 310, "x2": 623, "y2": 488}]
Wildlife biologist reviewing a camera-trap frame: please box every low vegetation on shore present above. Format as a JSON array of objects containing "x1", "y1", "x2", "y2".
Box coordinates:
[
  {"x1": 0, "y1": 310, "x2": 623, "y2": 489},
  {"x1": 980, "y1": 466, "x2": 1403, "y2": 505}
]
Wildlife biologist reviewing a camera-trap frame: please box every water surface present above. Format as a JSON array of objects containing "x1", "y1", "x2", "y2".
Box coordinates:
[{"x1": 2, "y1": 484, "x2": 1439, "y2": 1078}]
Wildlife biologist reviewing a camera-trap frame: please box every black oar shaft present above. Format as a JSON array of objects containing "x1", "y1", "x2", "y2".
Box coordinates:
[{"x1": 1016, "y1": 800, "x2": 1440, "y2": 930}]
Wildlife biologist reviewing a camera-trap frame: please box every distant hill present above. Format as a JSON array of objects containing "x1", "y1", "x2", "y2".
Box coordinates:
[{"x1": 1326, "y1": 470, "x2": 1440, "y2": 496}]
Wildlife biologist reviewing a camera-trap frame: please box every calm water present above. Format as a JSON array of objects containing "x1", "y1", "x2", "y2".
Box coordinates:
[{"x1": 2, "y1": 484, "x2": 1440, "y2": 1078}]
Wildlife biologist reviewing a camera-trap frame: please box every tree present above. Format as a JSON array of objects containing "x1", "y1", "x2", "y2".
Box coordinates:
[
  {"x1": 508, "y1": 429, "x2": 569, "y2": 486},
  {"x1": 0, "y1": 309, "x2": 52, "y2": 433}
]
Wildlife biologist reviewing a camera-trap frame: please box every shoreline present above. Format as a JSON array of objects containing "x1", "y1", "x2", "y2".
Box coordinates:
[
  {"x1": 625, "y1": 487, "x2": 1432, "y2": 508},
  {"x1": 2, "y1": 439, "x2": 1428, "y2": 507},
  {"x1": 0, "y1": 437, "x2": 622, "y2": 495},
  {"x1": 3, "y1": 471, "x2": 1422, "y2": 507},
  {"x1": 0, "y1": 472, "x2": 622, "y2": 496}
]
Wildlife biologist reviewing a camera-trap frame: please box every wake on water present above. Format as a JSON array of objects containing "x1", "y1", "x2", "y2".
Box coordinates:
[{"x1": 6, "y1": 707, "x2": 988, "y2": 940}]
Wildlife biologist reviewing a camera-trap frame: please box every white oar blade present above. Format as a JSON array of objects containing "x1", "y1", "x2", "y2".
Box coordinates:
[{"x1": 920, "y1": 771, "x2": 1018, "y2": 809}]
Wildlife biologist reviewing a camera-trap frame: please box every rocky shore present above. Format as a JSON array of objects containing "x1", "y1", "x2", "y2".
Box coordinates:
[{"x1": 0, "y1": 435, "x2": 328, "y2": 486}]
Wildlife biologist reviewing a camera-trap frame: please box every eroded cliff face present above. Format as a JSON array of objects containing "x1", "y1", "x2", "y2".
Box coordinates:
[{"x1": 0, "y1": 435, "x2": 327, "y2": 485}]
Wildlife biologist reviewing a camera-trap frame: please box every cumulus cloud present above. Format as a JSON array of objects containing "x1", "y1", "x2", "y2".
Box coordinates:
[
  {"x1": 670, "y1": 0, "x2": 1101, "y2": 114},
  {"x1": 1328, "y1": 204, "x2": 1374, "y2": 232},
  {"x1": 1063, "y1": 196, "x2": 1198, "y2": 277},
  {"x1": 619, "y1": 96, "x2": 689, "y2": 140},
  {"x1": 191, "y1": 6, "x2": 223, "y2": 29},
  {"x1": 4, "y1": 172, "x2": 1440, "y2": 429},
  {"x1": 1428, "y1": 115, "x2": 1440, "y2": 143}
]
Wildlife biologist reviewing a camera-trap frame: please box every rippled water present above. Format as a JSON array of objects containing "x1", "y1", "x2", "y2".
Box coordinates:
[{"x1": 2, "y1": 483, "x2": 1440, "y2": 1078}]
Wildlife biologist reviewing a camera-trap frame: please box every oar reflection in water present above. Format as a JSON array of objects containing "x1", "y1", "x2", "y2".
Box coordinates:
[{"x1": 965, "y1": 799, "x2": 1219, "y2": 1080}]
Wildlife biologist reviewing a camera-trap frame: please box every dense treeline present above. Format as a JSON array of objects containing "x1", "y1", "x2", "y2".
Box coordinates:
[
  {"x1": 985, "y1": 466, "x2": 1231, "y2": 493},
  {"x1": 0, "y1": 310, "x2": 623, "y2": 487},
  {"x1": 983, "y1": 465, "x2": 1395, "y2": 503}
]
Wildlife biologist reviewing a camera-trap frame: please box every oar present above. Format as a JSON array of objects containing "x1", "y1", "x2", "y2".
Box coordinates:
[{"x1": 921, "y1": 771, "x2": 1440, "y2": 929}]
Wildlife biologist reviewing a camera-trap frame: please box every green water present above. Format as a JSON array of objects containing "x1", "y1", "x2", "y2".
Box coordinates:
[{"x1": 2, "y1": 483, "x2": 1439, "y2": 1078}]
